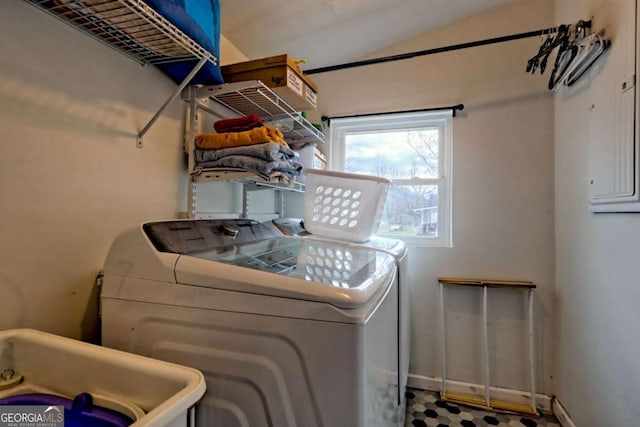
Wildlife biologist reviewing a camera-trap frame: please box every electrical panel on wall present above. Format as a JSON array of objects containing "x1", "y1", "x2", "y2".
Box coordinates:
[{"x1": 588, "y1": 0, "x2": 640, "y2": 212}]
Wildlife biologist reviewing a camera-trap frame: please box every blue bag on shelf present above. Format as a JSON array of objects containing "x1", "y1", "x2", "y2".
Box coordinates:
[{"x1": 144, "y1": 0, "x2": 224, "y2": 85}]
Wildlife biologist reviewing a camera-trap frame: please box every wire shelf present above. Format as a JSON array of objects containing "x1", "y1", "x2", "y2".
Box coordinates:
[
  {"x1": 190, "y1": 167, "x2": 305, "y2": 192},
  {"x1": 192, "y1": 81, "x2": 325, "y2": 147},
  {"x1": 24, "y1": 0, "x2": 217, "y2": 66}
]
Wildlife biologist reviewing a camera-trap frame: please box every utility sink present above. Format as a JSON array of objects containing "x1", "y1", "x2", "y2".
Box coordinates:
[{"x1": 0, "y1": 329, "x2": 205, "y2": 426}]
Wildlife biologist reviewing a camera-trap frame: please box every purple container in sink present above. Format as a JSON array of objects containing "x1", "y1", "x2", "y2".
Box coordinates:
[{"x1": 0, "y1": 392, "x2": 134, "y2": 427}]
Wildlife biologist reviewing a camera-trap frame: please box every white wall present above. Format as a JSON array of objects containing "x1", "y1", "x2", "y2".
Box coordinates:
[
  {"x1": 0, "y1": 2, "x2": 245, "y2": 341},
  {"x1": 554, "y1": 0, "x2": 640, "y2": 425},
  {"x1": 312, "y1": 0, "x2": 556, "y2": 395}
]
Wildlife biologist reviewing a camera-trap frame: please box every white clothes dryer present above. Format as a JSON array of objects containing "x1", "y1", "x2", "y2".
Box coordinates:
[{"x1": 100, "y1": 219, "x2": 402, "y2": 427}]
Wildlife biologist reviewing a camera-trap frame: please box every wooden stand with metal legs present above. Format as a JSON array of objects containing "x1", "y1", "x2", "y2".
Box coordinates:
[{"x1": 437, "y1": 277, "x2": 538, "y2": 416}]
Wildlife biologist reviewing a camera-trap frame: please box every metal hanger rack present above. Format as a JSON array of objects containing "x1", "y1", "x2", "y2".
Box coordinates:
[{"x1": 305, "y1": 26, "x2": 562, "y2": 75}]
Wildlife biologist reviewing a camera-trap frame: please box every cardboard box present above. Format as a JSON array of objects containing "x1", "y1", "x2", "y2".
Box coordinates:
[
  {"x1": 221, "y1": 54, "x2": 318, "y2": 111},
  {"x1": 303, "y1": 85, "x2": 317, "y2": 109}
]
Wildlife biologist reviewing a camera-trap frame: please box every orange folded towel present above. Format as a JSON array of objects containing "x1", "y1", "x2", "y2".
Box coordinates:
[{"x1": 195, "y1": 126, "x2": 287, "y2": 150}]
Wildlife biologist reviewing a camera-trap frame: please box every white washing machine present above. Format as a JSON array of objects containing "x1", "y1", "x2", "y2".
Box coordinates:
[
  {"x1": 267, "y1": 218, "x2": 411, "y2": 424},
  {"x1": 100, "y1": 219, "x2": 401, "y2": 427}
]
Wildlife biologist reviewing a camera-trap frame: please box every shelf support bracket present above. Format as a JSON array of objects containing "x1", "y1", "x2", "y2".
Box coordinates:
[{"x1": 137, "y1": 57, "x2": 208, "y2": 148}]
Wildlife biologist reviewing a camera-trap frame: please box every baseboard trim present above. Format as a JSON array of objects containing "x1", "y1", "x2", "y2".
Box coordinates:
[
  {"x1": 551, "y1": 397, "x2": 577, "y2": 427},
  {"x1": 406, "y1": 374, "x2": 552, "y2": 414},
  {"x1": 406, "y1": 374, "x2": 577, "y2": 425}
]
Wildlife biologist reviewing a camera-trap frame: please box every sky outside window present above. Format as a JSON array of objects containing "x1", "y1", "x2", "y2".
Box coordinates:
[{"x1": 344, "y1": 129, "x2": 440, "y2": 179}]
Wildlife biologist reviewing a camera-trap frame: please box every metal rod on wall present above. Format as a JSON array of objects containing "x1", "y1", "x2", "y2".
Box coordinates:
[
  {"x1": 306, "y1": 26, "x2": 559, "y2": 75},
  {"x1": 322, "y1": 104, "x2": 465, "y2": 125}
]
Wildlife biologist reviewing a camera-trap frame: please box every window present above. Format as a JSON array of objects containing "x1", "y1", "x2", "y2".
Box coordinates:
[{"x1": 329, "y1": 111, "x2": 452, "y2": 246}]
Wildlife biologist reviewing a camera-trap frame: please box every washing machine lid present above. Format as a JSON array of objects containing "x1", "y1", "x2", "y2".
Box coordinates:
[
  {"x1": 267, "y1": 218, "x2": 406, "y2": 257},
  {"x1": 141, "y1": 220, "x2": 395, "y2": 308},
  {"x1": 175, "y1": 236, "x2": 394, "y2": 308}
]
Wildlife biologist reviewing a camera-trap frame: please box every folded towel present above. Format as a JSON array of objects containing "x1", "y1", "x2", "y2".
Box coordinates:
[
  {"x1": 214, "y1": 114, "x2": 263, "y2": 133},
  {"x1": 195, "y1": 126, "x2": 287, "y2": 150},
  {"x1": 217, "y1": 121, "x2": 263, "y2": 133},
  {"x1": 194, "y1": 142, "x2": 297, "y2": 163}
]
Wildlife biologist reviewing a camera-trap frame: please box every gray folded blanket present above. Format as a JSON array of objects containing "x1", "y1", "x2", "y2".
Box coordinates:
[
  {"x1": 194, "y1": 141, "x2": 302, "y2": 178},
  {"x1": 197, "y1": 155, "x2": 302, "y2": 178},
  {"x1": 194, "y1": 142, "x2": 297, "y2": 163}
]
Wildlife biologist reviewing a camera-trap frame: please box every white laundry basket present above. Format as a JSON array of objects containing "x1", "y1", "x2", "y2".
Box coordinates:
[
  {"x1": 296, "y1": 239, "x2": 377, "y2": 286},
  {"x1": 303, "y1": 169, "x2": 391, "y2": 242}
]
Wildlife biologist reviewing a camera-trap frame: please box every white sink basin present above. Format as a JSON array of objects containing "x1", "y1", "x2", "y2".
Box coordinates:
[{"x1": 0, "y1": 329, "x2": 206, "y2": 427}]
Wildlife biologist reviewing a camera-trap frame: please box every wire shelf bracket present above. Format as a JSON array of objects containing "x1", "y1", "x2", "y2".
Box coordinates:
[{"x1": 23, "y1": 0, "x2": 220, "y2": 148}]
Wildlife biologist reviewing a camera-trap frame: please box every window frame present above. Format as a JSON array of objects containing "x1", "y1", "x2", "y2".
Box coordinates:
[{"x1": 328, "y1": 110, "x2": 453, "y2": 247}]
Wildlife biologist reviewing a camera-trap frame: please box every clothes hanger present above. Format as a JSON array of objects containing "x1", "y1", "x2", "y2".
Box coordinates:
[
  {"x1": 565, "y1": 33, "x2": 610, "y2": 86},
  {"x1": 548, "y1": 25, "x2": 578, "y2": 90},
  {"x1": 526, "y1": 24, "x2": 567, "y2": 69},
  {"x1": 525, "y1": 19, "x2": 605, "y2": 89},
  {"x1": 527, "y1": 28, "x2": 552, "y2": 73},
  {"x1": 538, "y1": 28, "x2": 557, "y2": 74}
]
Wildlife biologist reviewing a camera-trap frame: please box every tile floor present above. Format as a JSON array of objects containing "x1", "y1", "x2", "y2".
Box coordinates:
[{"x1": 405, "y1": 388, "x2": 561, "y2": 427}]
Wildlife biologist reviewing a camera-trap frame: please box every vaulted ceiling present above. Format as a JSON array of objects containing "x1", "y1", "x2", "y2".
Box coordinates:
[{"x1": 219, "y1": 0, "x2": 521, "y2": 70}]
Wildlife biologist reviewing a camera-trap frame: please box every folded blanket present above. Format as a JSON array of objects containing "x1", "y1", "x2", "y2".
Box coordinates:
[
  {"x1": 197, "y1": 155, "x2": 302, "y2": 178},
  {"x1": 194, "y1": 142, "x2": 297, "y2": 164},
  {"x1": 195, "y1": 126, "x2": 287, "y2": 150},
  {"x1": 214, "y1": 114, "x2": 263, "y2": 133},
  {"x1": 190, "y1": 167, "x2": 294, "y2": 184}
]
